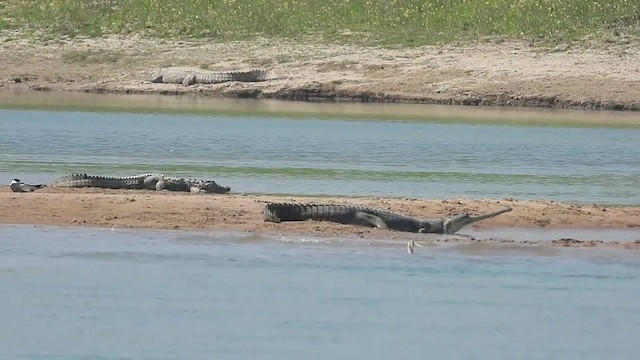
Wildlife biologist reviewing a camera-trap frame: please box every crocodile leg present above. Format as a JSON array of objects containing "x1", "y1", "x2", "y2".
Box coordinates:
[
  {"x1": 190, "y1": 186, "x2": 204, "y2": 193},
  {"x1": 149, "y1": 73, "x2": 163, "y2": 83},
  {"x1": 354, "y1": 211, "x2": 389, "y2": 229},
  {"x1": 182, "y1": 73, "x2": 196, "y2": 86}
]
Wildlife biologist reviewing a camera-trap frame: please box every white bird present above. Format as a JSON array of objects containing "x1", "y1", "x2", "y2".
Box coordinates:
[
  {"x1": 407, "y1": 240, "x2": 423, "y2": 254},
  {"x1": 9, "y1": 178, "x2": 46, "y2": 193}
]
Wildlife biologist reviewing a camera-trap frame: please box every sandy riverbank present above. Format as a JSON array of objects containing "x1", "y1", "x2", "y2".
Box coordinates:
[
  {"x1": 1, "y1": 34, "x2": 639, "y2": 111},
  {"x1": 2, "y1": 186, "x2": 639, "y2": 249}
]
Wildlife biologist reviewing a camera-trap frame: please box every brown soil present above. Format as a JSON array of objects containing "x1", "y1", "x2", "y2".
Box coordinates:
[
  {"x1": 2, "y1": 186, "x2": 639, "y2": 250},
  {"x1": 1, "y1": 34, "x2": 639, "y2": 110}
]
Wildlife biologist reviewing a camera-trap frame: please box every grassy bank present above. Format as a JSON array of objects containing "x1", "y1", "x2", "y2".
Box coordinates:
[{"x1": 1, "y1": 0, "x2": 639, "y2": 45}]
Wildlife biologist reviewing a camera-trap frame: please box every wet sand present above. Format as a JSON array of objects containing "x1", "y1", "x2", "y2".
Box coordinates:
[{"x1": 2, "y1": 186, "x2": 639, "y2": 250}]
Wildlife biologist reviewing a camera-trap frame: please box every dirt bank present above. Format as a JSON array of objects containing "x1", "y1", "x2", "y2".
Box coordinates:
[
  {"x1": 1, "y1": 33, "x2": 639, "y2": 111},
  {"x1": 2, "y1": 186, "x2": 639, "y2": 249}
]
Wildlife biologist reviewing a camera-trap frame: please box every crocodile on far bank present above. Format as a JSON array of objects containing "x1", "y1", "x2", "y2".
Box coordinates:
[
  {"x1": 149, "y1": 67, "x2": 271, "y2": 86},
  {"x1": 264, "y1": 203, "x2": 512, "y2": 235},
  {"x1": 52, "y1": 173, "x2": 231, "y2": 194}
]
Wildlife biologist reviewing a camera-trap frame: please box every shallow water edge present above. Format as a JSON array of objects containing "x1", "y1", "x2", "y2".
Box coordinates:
[
  {"x1": 3, "y1": 223, "x2": 640, "y2": 252},
  {"x1": 2, "y1": 90, "x2": 640, "y2": 128},
  {"x1": 4, "y1": 73, "x2": 640, "y2": 112}
]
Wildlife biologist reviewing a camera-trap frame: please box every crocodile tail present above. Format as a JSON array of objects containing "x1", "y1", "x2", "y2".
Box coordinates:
[
  {"x1": 52, "y1": 174, "x2": 146, "y2": 189},
  {"x1": 51, "y1": 173, "x2": 90, "y2": 187},
  {"x1": 264, "y1": 202, "x2": 312, "y2": 222},
  {"x1": 264, "y1": 203, "x2": 357, "y2": 223},
  {"x1": 229, "y1": 69, "x2": 271, "y2": 82},
  {"x1": 253, "y1": 68, "x2": 271, "y2": 81}
]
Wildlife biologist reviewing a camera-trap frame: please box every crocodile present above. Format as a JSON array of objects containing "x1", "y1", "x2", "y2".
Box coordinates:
[
  {"x1": 264, "y1": 203, "x2": 512, "y2": 234},
  {"x1": 149, "y1": 67, "x2": 271, "y2": 86},
  {"x1": 51, "y1": 173, "x2": 230, "y2": 194}
]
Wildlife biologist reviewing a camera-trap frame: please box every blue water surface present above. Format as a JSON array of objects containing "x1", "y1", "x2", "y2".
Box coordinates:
[
  {"x1": 1, "y1": 225, "x2": 639, "y2": 359},
  {"x1": 1, "y1": 108, "x2": 639, "y2": 203}
]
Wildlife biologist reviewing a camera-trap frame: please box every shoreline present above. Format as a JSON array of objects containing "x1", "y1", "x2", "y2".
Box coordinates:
[
  {"x1": 1, "y1": 34, "x2": 639, "y2": 112},
  {"x1": 2, "y1": 186, "x2": 639, "y2": 249}
]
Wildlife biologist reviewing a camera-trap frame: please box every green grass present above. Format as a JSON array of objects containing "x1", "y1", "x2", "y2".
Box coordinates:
[{"x1": 1, "y1": 0, "x2": 638, "y2": 45}]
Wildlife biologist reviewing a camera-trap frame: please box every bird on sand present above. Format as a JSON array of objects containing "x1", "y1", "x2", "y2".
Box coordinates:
[{"x1": 9, "y1": 178, "x2": 46, "y2": 193}]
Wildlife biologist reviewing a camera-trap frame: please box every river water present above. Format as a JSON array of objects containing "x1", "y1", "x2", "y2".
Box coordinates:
[
  {"x1": 2, "y1": 93, "x2": 640, "y2": 359},
  {"x1": 1, "y1": 225, "x2": 639, "y2": 359},
  {"x1": 1, "y1": 92, "x2": 639, "y2": 204}
]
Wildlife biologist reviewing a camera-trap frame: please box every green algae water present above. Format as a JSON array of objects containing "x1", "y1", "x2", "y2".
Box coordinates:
[
  {"x1": 1, "y1": 93, "x2": 639, "y2": 204},
  {"x1": 1, "y1": 225, "x2": 639, "y2": 359}
]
